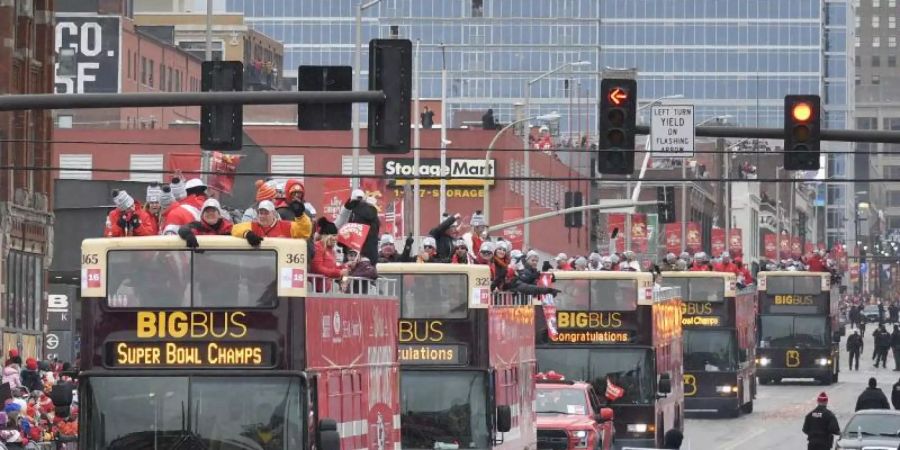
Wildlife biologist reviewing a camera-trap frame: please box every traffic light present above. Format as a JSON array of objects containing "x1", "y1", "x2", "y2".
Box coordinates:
[
  {"x1": 597, "y1": 78, "x2": 637, "y2": 174},
  {"x1": 200, "y1": 61, "x2": 243, "y2": 151},
  {"x1": 564, "y1": 191, "x2": 583, "y2": 228},
  {"x1": 297, "y1": 65, "x2": 352, "y2": 130},
  {"x1": 368, "y1": 39, "x2": 412, "y2": 154},
  {"x1": 657, "y1": 186, "x2": 676, "y2": 224},
  {"x1": 784, "y1": 95, "x2": 821, "y2": 171}
]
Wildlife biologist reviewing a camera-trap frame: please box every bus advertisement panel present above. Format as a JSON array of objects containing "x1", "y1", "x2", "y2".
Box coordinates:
[{"x1": 756, "y1": 272, "x2": 841, "y2": 385}]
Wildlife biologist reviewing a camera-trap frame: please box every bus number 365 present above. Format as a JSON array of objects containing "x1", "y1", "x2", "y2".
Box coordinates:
[{"x1": 286, "y1": 253, "x2": 306, "y2": 264}]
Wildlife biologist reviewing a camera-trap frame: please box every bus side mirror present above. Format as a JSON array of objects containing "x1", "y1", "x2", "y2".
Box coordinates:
[
  {"x1": 496, "y1": 405, "x2": 512, "y2": 433},
  {"x1": 597, "y1": 407, "x2": 614, "y2": 423},
  {"x1": 738, "y1": 349, "x2": 748, "y2": 362},
  {"x1": 317, "y1": 418, "x2": 341, "y2": 450},
  {"x1": 658, "y1": 373, "x2": 672, "y2": 395}
]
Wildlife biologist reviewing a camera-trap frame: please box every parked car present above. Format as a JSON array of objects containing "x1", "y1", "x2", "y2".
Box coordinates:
[
  {"x1": 834, "y1": 409, "x2": 900, "y2": 450},
  {"x1": 861, "y1": 305, "x2": 881, "y2": 323}
]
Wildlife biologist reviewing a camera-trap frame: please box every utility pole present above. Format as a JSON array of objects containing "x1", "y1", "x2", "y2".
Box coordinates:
[
  {"x1": 201, "y1": 0, "x2": 214, "y2": 185},
  {"x1": 439, "y1": 44, "x2": 448, "y2": 219},
  {"x1": 413, "y1": 39, "x2": 421, "y2": 241}
]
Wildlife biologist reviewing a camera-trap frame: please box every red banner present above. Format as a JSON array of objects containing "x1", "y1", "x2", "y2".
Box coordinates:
[
  {"x1": 791, "y1": 236, "x2": 802, "y2": 257},
  {"x1": 664, "y1": 224, "x2": 682, "y2": 254},
  {"x1": 764, "y1": 234, "x2": 777, "y2": 260},
  {"x1": 711, "y1": 228, "x2": 726, "y2": 257},
  {"x1": 502, "y1": 207, "x2": 524, "y2": 250},
  {"x1": 778, "y1": 235, "x2": 790, "y2": 259},
  {"x1": 631, "y1": 214, "x2": 648, "y2": 254},
  {"x1": 850, "y1": 261, "x2": 860, "y2": 284},
  {"x1": 729, "y1": 229, "x2": 743, "y2": 257},
  {"x1": 337, "y1": 223, "x2": 370, "y2": 252},
  {"x1": 321, "y1": 179, "x2": 351, "y2": 223},
  {"x1": 608, "y1": 213, "x2": 626, "y2": 253},
  {"x1": 208, "y1": 152, "x2": 241, "y2": 194},
  {"x1": 686, "y1": 222, "x2": 702, "y2": 253},
  {"x1": 168, "y1": 153, "x2": 201, "y2": 173}
]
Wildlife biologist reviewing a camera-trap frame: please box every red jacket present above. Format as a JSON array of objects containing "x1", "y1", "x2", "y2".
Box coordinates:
[
  {"x1": 690, "y1": 263, "x2": 711, "y2": 272},
  {"x1": 181, "y1": 219, "x2": 233, "y2": 236},
  {"x1": 738, "y1": 267, "x2": 753, "y2": 285},
  {"x1": 104, "y1": 204, "x2": 157, "y2": 237},
  {"x1": 161, "y1": 194, "x2": 207, "y2": 235},
  {"x1": 807, "y1": 255, "x2": 828, "y2": 272},
  {"x1": 714, "y1": 262, "x2": 737, "y2": 273},
  {"x1": 311, "y1": 240, "x2": 342, "y2": 278}
]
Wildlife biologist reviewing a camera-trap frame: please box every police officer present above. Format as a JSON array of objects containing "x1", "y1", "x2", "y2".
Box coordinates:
[
  {"x1": 802, "y1": 392, "x2": 840, "y2": 450},
  {"x1": 891, "y1": 377, "x2": 900, "y2": 410},
  {"x1": 847, "y1": 329, "x2": 863, "y2": 371},
  {"x1": 856, "y1": 377, "x2": 890, "y2": 411}
]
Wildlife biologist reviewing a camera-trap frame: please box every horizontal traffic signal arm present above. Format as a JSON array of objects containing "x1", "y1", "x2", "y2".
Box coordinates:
[{"x1": 633, "y1": 125, "x2": 900, "y2": 144}]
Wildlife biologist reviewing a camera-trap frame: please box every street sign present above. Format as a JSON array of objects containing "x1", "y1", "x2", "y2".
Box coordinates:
[
  {"x1": 650, "y1": 105, "x2": 694, "y2": 158},
  {"x1": 46, "y1": 334, "x2": 59, "y2": 350}
]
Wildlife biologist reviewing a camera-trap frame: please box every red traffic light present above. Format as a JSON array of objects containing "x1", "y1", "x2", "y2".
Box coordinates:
[
  {"x1": 791, "y1": 102, "x2": 813, "y2": 122},
  {"x1": 608, "y1": 87, "x2": 628, "y2": 106}
]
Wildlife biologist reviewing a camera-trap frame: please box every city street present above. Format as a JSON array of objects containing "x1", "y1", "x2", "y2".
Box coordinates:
[{"x1": 684, "y1": 325, "x2": 897, "y2": 449}]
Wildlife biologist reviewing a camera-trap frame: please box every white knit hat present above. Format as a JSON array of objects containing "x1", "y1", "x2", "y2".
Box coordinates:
[
  {"x1": 380, "y1": 234, "x2": 395, "y2": 247},
  {"x1": 470, "y1": 211, "x2": 487, "y2": 227},
  {"x1": 170, "y1": 178, "x2": 187, "y2": 200},
  {"x1": 112, "y1": 190, "x2": 134, "y2": 211},
  {"x1": 257, "y1": 200, "x2": 276, "y2": 212},
  {"x1": 145, "y1": 184, "x2": 162, "y2": 203}
]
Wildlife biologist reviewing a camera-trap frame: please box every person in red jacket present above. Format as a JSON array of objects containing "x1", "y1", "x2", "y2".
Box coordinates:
[
  {"x1": 310, "y1": 218, "x2": 346, "y2": 292},
  {"x1": 714, "y1": 252, "x2": 738, "y2": 273},
  {"x1": 807, "y1": 250, "x2": 828, "y2": 272},
  {"x1": 160, "y1": 178, "x2": 208, "y2": 235},
  {"x1": 176, "y1": 199, "x2": 234, "y2": 248},
  {"x1": 104, "y1": 190, "x2": 157, "y2": 237},
  {"x1": 231, "y1": 200, "x2": 313, "y2": 246},
  {"x1": 690, "y1": 252, "x2": 712, "y2": 271},
  {"x1": 734, "y1": 257, "x2": 754, "y2": 286}
]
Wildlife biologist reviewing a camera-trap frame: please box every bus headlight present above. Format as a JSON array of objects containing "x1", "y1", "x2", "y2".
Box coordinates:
[
  {"x1": 758, "y1": 357, "x2": 771, "y2": 366},
  {"x1": 627, "y1": 423, "x2": 654, "y2": 433},
  {"x1": 716, "y1": 385, "x2": 737, "y2": 394},
  {"x1": 571, "y1": 429, "x2": 592, "y2": 448},
  {"x1": 816, "y1": 358, "x2": 831, "y2": 366}
]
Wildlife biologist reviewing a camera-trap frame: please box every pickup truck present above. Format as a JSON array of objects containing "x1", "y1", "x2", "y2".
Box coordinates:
[{"x1": 536, "y1": 372, "x2": 615, "y2": 450}]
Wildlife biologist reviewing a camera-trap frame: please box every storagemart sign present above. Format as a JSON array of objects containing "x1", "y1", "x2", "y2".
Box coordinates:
[{"x1": 383, "y1": 158, "x2": 496, "y2": 187}]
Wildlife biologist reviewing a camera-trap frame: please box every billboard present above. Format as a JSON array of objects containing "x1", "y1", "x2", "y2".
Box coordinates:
[{"x1": 54, "y1": 15, "x2": 121, "y2": 94}]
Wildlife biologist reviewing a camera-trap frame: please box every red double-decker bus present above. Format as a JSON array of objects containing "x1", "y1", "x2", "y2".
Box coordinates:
[
  {"x1": 535, "y1": 271, "x2": 683, "y2": 449},
  {"x1": 379, "y1": 263, "x2": 537, "y2": 450},
  {"x1": 660, "y1": 272, "x2": 757, "y2": 417},
  {"x1": 77, "y1": 236, "x2": 400, "y2": 450}
]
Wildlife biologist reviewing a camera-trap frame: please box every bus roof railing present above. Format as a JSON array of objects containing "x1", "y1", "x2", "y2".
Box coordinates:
[
  {"x1": 654, "y1": 286, "x2": 681, "y2": 302},
  {"x1": 306, "y1": 274, "x2": 398, "y2": 299},
  {"x1": 492, "y1": 291, "x2": 534, "y2": 307}
]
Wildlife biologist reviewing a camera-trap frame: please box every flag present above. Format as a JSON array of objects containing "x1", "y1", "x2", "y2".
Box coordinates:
[
  {"x1": 729, "y1": 228, "x2": 743, "y2": 257},
  {"x1": 605, "y1": 377, "x2": 625, "y2": 401},
  {"x1": 778, "y1": 235, "x2": 790, "y2": 259},
  {"x1": 337, "y1": 223, "x2": 369, "y2": 252},
  {"x1": 764, "y1": 234, "x2": 777, "y2": 260},
  {"x1": 208, "y1": 152, "x2": 241, "y2": 194},
  {"x1": 608, "y1": 214, "x2": 627, "y2": 253},
  {"x1": 538, "y1": 273, "x2": 558, "y2": 340},
  {"x1": 631, "y1": 214, "x2": 648, "y2": 253},
  {"x1": 711, "y1": 227, "x2": 726, "y2": 257},
  {"x1": 686, "y1": 222, "x2": 702, "y2": 253},
  {"x1": 664, "y1": 223, "x2": 682, "y2": 254}
]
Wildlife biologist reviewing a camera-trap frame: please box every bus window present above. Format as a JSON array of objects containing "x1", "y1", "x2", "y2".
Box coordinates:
[
  {"x1": 107, "y1": 250, "x2": 190, "y2": 308},
  {"x1": 759, "y1": 316, "x2": 827, "y2": 348},
  {"x1": 399, "y1": 274, "x2": 468, "y2": 319},
  {"x1": 766, "y1": 276, "x2": 821, "y2": 295},
  {"x1": 590, "y1": 280, "x2": 638, "y2": 311},
  {"x1": 683, "y1": 329, "x2": 738, "y2": 372},
  {"x1": 553, "y1": 280, "x2": 590, "y2": 310},
  {"x1": 537, "y1": 348, "x2": 655, "y2": 405},
  {"x1": 660, "y1": 277, "x2": 723, "y2": 302},
  {"x1": 106, "y1": 250, "x2": 277, "y2": 308},
  {"x1": 193, "y1": 251, "x2": 277, "y2": 308},
  {"x1": 401, "y1": 370, "x2": 490, "y2": 449}
]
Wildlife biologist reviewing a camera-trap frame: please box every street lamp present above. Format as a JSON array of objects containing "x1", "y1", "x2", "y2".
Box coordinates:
[
  {"x1": 523, "y1": 60, "x2": 591, "y2": 249},
  {"x1": 483, "y1": 112, "x2": 561, "y2": 215},
  {"x1": 351, "y1": 0, "x2": 382, "y2": 190}
]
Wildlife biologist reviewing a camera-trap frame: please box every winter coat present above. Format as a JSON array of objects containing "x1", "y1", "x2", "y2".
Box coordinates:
[
  {"x1": 231, "y1": 216, "x2": 312, "y2": 240},
  {"x1": 2, "y1": 365, "x2": 21, "y2": 391},
  {"x1": 846, "y1": 334, "x2": 863, "y2": 353},
  {"x1": 160, "y1": 194, "x2": 207, "y2": 235},
  {"x1": 462, "y1": 231, "x2": 484, "y2": 262},
  {"x1": 855, "y1": 387, "x2": 890, "y2": 411},
  {"x1": 429, "y1": 215, "x2": 459, "y2": 263},
  {"x1": 379, "y1": 241, "x2": 414, "y2": 263},
  {"x1": 179, "y1": 219, "x2": 233, "y2": 237},
  {"x1": 489, "y1": 257, "x2": 515, "y2": 291},
  {"x1": 348, "y1": 258, "x2": 378, "y2": 280},
  {"x1": 104, "y1": 204, "x2": 157, "y2": 237},
  {"x1": 802, "y1": 405, "x2": 840, "y2": 448},
  {"x1": 337, "y1": 203, "x2": 380, "y2": 265},
  {"x1": 891, "y1": 330, "x2": 900, "y2": 349},
  {"x1": 876, "y1": 330, "x2": 892, "y2": 348},
  {"x1": 20, "y1": 369, "x2": 41, "y2": 393},
  {"x1": 311, "y1": 241, "x2": 343, "y2": 279},
  {"x1": 892, "y1": 381, "x2": 900, "y2": 410},
  {"x1": 807, "y1": 256, "x2": 827, "y2": 272},
  {"x1": 511, "y1": 266, "x2": 556, "y2": 296}
]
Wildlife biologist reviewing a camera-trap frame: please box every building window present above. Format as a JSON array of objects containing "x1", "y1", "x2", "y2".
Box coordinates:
[
  {"x1": 873, "y1": 16, "x2": 880, "y2": 28},
  {"x1": 130, "y1": 154, "x2": 163, "y2": 182},
  {"x1": 890, "y1": 0, "x2": 896, "y2": 6},
  {"x1": 141, "y1": 56, "x2": 147, "y2": 84},
  {"x1": 855, "y1": 16, "x2": 861, "y2": 28},
  {"x1": 873, "y1": 74, "x2": 881, "y2": 84},
  {"x1": 159, "y1": 64, "x2": 166, "y2": 91},
  {"x1": 890, "y1": 16, "x2": 896, "y2": 28},
  {"x1": 885, "y1": 166, "x2": 900, "y2": 178},
  {"x1": 856, "y1": 75, "x2": 862, "y2": 85},
  {"x1": 889, "y1": 56, "x2": 897, "y2": 67},
  {"x1": 58, "y1": 154, "x2": 92, "y2": 180},
  {"x1": 874, "y1": 0, "x2": 881, "y2": 7},
  {"x1": 874, "y1": 36, "x2": 881, "y2": 47},
  {"x1": 175, "y1": 70, "x2": 181, "y2": 91},
  {"x1": 873, "y1": 55, "x2": 881, "y2": 66},
  {"x1": 856, "y1": 36, "x2": 861, "y2": 47},
  {"x1": 5, "y1": 250, "x2": 42, "y2": 331},
  {"x1": 889, "y1": 191, "x2": 900, "y2": 206},
  {"x1": 127, "y1": 50, "x2": 132, "y2": 78},
  {"x1": 856, "y1": 55, "x2": 861, "y2": 67},
  {"x1": 890, "y1": 36, "x2": 898, "y2": 47},
  {"x1": 167, "y1": 66, "x2": 173, "y2": 91},
  {"x1": 148, "y1": 60, "x2": 154, "y2": 87}
]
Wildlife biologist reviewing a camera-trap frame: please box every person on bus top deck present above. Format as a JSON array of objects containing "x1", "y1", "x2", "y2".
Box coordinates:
[
  {"x1": 416, "y1": 236, "x2": 440, "y2": 263},
  {"x1": 159, "y1": 178, "x2": 209, "y2": 235},
  {"x1": 511, "y1": 249, "x2": 525, "y2": 271},
  {"x1": 450, "y1": 239, "x2": 471, "y2": 264},
  {"x1": 803, "y1": 392, "x2": 840, "y2": 450},
  {"x1": 573, "y1": 257, "x2": 588, "y2": 271},
  {"x1": 714, "y1": 252, "x2": 737, "y2": 273},
  {"x1": 143, "y1": 184, "x2": 163, "y2": 233},
  {"x1": 462, "y1": 211, "x2": 488, "y2": 261},
  {"x1": 807, "y1": 250, "x2": 828, "y2": 272},
  {"x1": 512, "y1": 251, "x2": 560, "y2": 297},
  {"x1": 429, "y1": 212, "x2": 462, "y2": 262},
  {"x1": 378, "y1": 233, "x2": 414, "y2": 263},
  {"x1": 690, "y1": 252, "x2": 713, "y2": 271},
  {"x1": 310, "y1": 218, "x2": 346, "y2": 289},
  {"x1": 176, "y1": 198, "x2": 234, "y2": 248},
  {"x1": 475, "y1": 241, "x2": 494, "y2": 265},
  {"x1": 554, "y1": 253, "x2": 572, "y2": 270},
  {"x1": 661, "y1": 253, "x2": 679, "y2": 271},
  {"x1": 231, "y1": 200, "x2": 312, "y2": 247},
  {"x1": 336, "y1": 190, "x2": 381, "y2": 265},
  {"x1": 489, "y1": 241, "x2": 515, "y2": 291},
  {"x1": 277, "y1": 179, "x2": 315, "y2": 221},
  {"x1": 734, "y1": 257, "x2": 754, "y2": 286},
  {"x1": 104, "y1": 190, "x2": 157, "y2": 237},
  {"x1": 587, "y1": 253, "x2": 602, "y2": 271}
]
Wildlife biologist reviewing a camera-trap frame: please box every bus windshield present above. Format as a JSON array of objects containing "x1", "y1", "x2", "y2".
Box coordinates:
[
  {"x1": 106, "y1": 250, "x2": 278, "y2": 308},
  {"x1": 85, "y1": 376, "x2": 303, "y2": 450},
  {"x1": 401, "y1": 370, "x2": 490, "y2": 449},
  {"x1": 660, "y1": 277, "x2": 724, "y2": 302},
  {"x1": 391, "y1": 274, "x2": 469, "y2": 319},
  {"x1": 759, "y1": 315, "x2": 828, "y2": 348},
  {"x1": 554, "y1": 279, "x2": 638, "y2": 311},
  {"x1": 765, "y1": 276, "x2": 821, "y2": 295},
  {"x1": 536, "y1": 348, "x2": 655, "y2": 405},
  {"x1": 684, "y1": 329, "x2": 738, "y2": 372}
]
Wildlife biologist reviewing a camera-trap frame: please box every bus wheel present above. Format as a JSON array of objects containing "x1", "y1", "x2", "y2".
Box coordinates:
[{"x1": 741, "y1": 401, "x2": 754, "y2": 414}]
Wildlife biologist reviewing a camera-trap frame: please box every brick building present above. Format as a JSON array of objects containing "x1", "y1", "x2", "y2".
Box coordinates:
[{"x1": 0, "y1": 0, "x2": 55, "y2": 358}]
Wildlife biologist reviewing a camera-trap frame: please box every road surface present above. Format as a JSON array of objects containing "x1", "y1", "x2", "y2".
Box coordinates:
[{"x1": 683, "y1": 324, "x2": 896, "y2": 449}]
